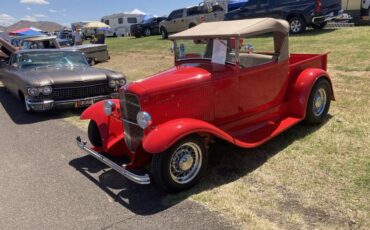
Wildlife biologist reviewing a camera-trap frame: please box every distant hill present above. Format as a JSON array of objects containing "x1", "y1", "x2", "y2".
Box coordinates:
[
  {"x1": 0, "y1": 26, "x2": 6, "y2": 32},
  {"x1": 5, "y1": 20, "x2": 63, "y2": 32}
]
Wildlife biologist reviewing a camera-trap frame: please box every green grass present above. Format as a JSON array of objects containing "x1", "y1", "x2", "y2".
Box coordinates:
[{"x1": 83, "y1": 27, "x2": 370, "y2": 229}]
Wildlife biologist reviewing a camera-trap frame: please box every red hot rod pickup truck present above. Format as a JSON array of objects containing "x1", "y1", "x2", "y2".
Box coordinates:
[{"x1": 77, "y1": 18, "x2": 334, "y2": 192}]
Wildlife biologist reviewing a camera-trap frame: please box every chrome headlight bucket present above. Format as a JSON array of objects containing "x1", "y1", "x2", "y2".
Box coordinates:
[
  {"x1": 108, "y1": 79, "x2": 126, "y2": 89},
  {"x1": 103, "y1": 100, "x2": 116, "y2": 116},
  {"x1": 41, "y1": 86, "x2": 52, "y2": 95},
  {"x1": 137, "y1": 112, "x2": 152, "y2": 129}
]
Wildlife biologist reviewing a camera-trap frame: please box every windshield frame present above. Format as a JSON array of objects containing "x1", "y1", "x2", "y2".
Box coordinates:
[{"x1": 173, "y1": 38, "x2": 240, "y2": 66}]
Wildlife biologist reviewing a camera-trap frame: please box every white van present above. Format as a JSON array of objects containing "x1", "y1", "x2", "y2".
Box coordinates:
[{"x1": 101, "y1": 13, "x2": 145, "y2": 37}]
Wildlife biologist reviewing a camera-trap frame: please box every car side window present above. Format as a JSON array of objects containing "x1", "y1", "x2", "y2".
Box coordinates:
[
  {"x1": 168, "y1": 10, "x2": 184, "y2": 20},
  {"x1": 10, "y1": 54, "x2": 20, "y2": 68}
]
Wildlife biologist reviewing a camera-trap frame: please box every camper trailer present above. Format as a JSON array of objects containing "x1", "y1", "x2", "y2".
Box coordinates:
[
  {"x1": 101, "y1": 13, "x2": 145, "y2": 37},
  {"x1": 342, "y1": 0, "x2": 370, "y2": 22}
]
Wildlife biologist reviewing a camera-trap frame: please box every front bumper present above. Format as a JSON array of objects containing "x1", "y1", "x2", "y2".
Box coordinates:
[
  {"x1": 312, "y1": 10, "x2": 345, "y2": 24},
  {"x1": 76, "y1": 136, "x2": 150, "y2": 185},
  {"x1": 25, "y1": 94, "x2": 118, "y2": 111}
]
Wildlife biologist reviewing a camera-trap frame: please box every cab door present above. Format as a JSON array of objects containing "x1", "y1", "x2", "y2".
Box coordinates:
[
  {"x1": 238, "y1": 61, "x2": 289, "y2": 115},
  {"x1": 166, "y1": 9, "x2": 185, "y2": 33},
  {"x1": 237, "y1": 0, "x2": 258, "y2": 18}
]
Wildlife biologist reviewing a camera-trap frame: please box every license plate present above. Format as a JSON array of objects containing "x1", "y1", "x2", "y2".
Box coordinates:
[{"x1": 75, "y1": 99, "x2": 94, "y2": 108}]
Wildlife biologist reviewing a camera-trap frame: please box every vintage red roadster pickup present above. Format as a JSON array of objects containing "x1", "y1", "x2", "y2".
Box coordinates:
[{"x1": 77, "y1": 18, "x2": 334, "y2": 192}]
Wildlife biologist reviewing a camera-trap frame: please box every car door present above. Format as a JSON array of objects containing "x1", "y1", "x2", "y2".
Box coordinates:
[
  {"x1": 255, "y1": 0, "x2": 271, "y2": 17},
  {"x1": 204, "y1": 4, "x2": 225, "y2": 22},
  {"x1": 238, "y1": 60, "x2": 289, "y2": 115},
  {"x1": 166, "y1": 9, "x2": 185, "y2": 33}
]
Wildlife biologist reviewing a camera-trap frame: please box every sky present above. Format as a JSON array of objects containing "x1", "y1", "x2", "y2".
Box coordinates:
[{"x1": 0, "y1": 0, "x2": 202, "y2": 27}]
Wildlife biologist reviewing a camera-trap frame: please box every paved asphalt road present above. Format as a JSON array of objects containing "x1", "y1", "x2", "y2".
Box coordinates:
[{"x1": 0, "y1": 86, "x2": 233, "y2": 230}]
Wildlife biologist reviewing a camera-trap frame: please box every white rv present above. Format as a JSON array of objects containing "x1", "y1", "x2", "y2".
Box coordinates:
[
  {"x1": 101, "y1": 13, "x2": 145, "y2": 37},
  {"x1": 342, "y1": 0, "x2": 370, "y2": 20}
]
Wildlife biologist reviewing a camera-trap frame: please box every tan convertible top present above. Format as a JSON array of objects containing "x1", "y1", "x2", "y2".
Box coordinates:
[{"x1": 170, "y1": 18, "x2": 289, "y2": 39}]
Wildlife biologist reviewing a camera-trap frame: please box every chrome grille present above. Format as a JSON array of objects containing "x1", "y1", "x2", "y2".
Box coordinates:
[
  {"x1": 120, "y1": 93, "x2": 143, "y2": 152},
  {"x1": 52, "y1": 83, "x2": 114, "y2": 101}
]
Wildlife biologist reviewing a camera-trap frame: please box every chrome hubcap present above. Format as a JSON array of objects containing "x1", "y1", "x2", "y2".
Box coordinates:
[
  {"x1": 170, "y1": 142, "x2": 202, "y2": 184},
  {"x1": 313, "y1": 88, "x2": 327, "y2": 116},
  {"x1": 291, "y1": 20, "x2": 301, "y2": 32},
  {"x1": 145, "y1": 29, "x2": 151, "y2": 36}
]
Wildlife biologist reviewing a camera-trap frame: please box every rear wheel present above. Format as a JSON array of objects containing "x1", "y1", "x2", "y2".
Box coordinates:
[
  {"x1": 88, "y1": 120, "x2": 102, "y2": 147},
  {"x1": 289, "y1": 16, "x2": 306, "y2": 34},
  {"x1": 161, "y1": 27, "x2": 168, "y2": 39},
  {"x1": 312, "y1": 22, "x2": 327, "y2": 30},
  {"x1": 151, "y1": 135, "x2": 208, "y2": 192},
  {"x1": 304, "y1": 78, "x2": 331, "y2": 124}
]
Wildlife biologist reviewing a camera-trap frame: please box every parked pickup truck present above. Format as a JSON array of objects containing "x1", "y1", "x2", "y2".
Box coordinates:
[
  {"x1": 76, "y1": 18, "x2": 334, "y2": 192},
  {"x1": 131, "y1": 17, "x2": 167, "y2": 38},
  {"x1": 159, "y1": 3, "x2": 225, "y2": 39},
  {"x1": 1, "y1": 36, "x2": 109, "y2": 65},
  {"x1": 224, "y1": 0, "x2": 343, "y2": 34}
]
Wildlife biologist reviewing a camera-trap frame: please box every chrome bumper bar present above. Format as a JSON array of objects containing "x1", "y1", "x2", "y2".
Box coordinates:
[
  {"x1": 312, "y1": 10, "x2": 345, "y2": 24},
  {"x1": 76, "y1": 136, "x2": 150, "y2": 185}
]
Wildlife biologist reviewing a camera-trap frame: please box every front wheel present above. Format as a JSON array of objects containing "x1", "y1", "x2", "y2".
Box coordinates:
[
  {"x1": 144, "y1": 28, "x2": 151, "y2": 36},
  {"x1": 304, "y1": 78, "x2": 331, "y2": 124},
  {"x1": 88, "y1": 120, "x2": 102, "y2": 147},
  {"x1": 151, "y1": 135, "x2": 208, "y2": 192},
  {"x1": 161, "y1": 28, "x2": 168, "y2": 39}
]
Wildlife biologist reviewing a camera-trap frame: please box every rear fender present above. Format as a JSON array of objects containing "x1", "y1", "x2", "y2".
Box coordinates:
[
  {"x1": 81, "y1": 99, "x2": 128, "y2": 157},
  {"x1": 142, "y1": 118, "x2": 235, "y2": 154},
  {"x1": 289, "y1": 68, "x2": 335, "y2": 118}
]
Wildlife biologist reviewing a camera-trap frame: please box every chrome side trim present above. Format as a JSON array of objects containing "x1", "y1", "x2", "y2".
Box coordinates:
[{"x1": 76, "y1": 136, "x2": 150, "y2": 185}]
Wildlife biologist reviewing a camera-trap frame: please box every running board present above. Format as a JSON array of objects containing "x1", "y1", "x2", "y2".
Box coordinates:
[{"x1": 76, "y1": 136, "x2": 150, "y2": 185}]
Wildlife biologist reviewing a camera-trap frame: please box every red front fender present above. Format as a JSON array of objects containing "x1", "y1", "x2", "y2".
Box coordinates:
[
  {"x1": 142, "y1": 118, "x2": 235, "y2": 154},
  {"x1": 289, "y1": 68, "x2": 335, "y2": 118},
  {"x1": 81, "y1": 99, "x2": 129, "y2": 157}
]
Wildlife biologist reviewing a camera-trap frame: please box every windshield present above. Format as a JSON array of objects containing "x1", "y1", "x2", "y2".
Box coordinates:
[
  {"x1": 174, "y1": 38, "x2": 238, "y2": 65},
  {"x1": 20, "y1": 51, "x2": 88, "y2": 69},
  {"x1": 142, "y1": 18, "x2": 154, "y2": 24}
]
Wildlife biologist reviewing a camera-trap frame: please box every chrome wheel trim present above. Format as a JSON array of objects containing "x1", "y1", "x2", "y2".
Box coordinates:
[
  {"x1": 290, "y1": 20, "x2": 302, "y2": 33},
  {"x1": 169, "y1": 142, "x2": 202, "y2": 184},
  {"x1": 145, "y1": 29, "x2": 151, "y2": 36},
  {"x1": 313, "y1": 88, "x2": 327, "y2": 116}
]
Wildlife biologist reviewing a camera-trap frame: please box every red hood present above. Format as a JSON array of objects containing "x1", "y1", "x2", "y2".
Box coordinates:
[{"x1": 124, "y1": 63, "x2": 214, "y2": 95}]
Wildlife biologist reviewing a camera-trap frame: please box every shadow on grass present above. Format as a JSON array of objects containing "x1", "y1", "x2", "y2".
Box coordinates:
[
  {"x1": 69, "y1": 115, "x2": 332, "y2": 216},
  {"x1": 0, "y1": 86, "x2": 84, "y2": 125}
]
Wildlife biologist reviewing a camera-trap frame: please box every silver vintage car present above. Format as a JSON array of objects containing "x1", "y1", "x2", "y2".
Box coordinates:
[{"x1": 0, "y1": 49, "x2": 125, "y2": 112}]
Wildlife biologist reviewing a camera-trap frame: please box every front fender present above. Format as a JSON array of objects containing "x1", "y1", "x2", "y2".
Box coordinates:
[
  {"x1": 289, "y1": 68, "x2": 334, "y2": 118},
  {"x1": 81, "y1": 99, "x2": 127, "y2": 156},
  {"x1": 142, "y1": 118, "x2": 235, "y2": 154}
]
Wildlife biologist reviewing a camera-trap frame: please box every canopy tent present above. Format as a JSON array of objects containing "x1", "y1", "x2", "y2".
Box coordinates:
[
  {"x1": 9, "y1": 27, "x2": 43, "y2": 36},
  {"x1": 82, "y1": 21, "x2": 110, "y2": 29}
]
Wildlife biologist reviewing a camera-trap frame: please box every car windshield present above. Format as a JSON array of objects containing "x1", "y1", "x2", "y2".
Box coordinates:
[
  {"x1": 174, "y1": 38, "x2": 238, "y2": 65},
  {"x1": 142, "y1": 18, "x2": 154, "y2": 24},
  {"x1": 20, "y1": 51, "x2": 88, "y2": 69}
]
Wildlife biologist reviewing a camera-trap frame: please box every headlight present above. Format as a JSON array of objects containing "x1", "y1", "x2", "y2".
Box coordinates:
[
  {"x1": 137, "y1": 111, "x2": 152, "y2": 129},
  {"x1": 42, "y1": 86, "x2": 52, "y2": 95},
  {"x1": 118, "y1": 79, "x2": 126, "y2": 87},
  {"x1": 103, "y1": 100, "x2": 115, "y2": 116},
  {"x1": 108, "y1": 80, "x2": 117, "y2": 88},
  {"x1": 108, "y1": 79, "x2": 126, "y2": 88},
  {"x1": 27, "y1": 87, "x2": 39, "y2": 96}
]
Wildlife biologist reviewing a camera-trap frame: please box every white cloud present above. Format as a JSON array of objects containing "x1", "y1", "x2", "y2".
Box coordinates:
[
  {"x1": 20, "y1": 0, "x2": 50, "y2": 5},
  {"x1": 0, "y1": 13, "x2": 16, "y2": 26},
  {"x1": 26, "y1": 7, "x2": 32, "y2": 10},
  {"x1": 34, "y1": 14, "x2": 47, "y2": 18},
  {"x1": 21, "y1": 15, "x2": 37, "y2": 21},
  {"x1": 49, "y1": 9, "x2": 57, "y2": 13}
]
